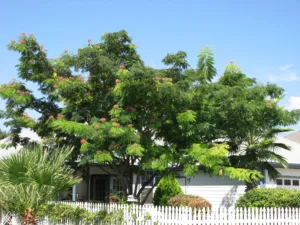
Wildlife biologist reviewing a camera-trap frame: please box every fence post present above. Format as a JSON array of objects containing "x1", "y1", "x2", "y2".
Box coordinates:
[{"x1": 0, "y1": 208, "x2": 2, "y2": 225}]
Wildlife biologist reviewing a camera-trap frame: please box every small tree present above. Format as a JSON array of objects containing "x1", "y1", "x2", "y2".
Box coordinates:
[
  {"x1": 0, "y1": 146, "x2": 81, "y2": 224},
  {"x1": 153, "y1": 174, "x2": 183, "y2": 206}
]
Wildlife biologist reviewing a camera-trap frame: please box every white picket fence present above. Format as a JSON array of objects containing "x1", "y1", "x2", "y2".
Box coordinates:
[{"x1": 1, "y1": 201, "x2": 300, "y2": 224}]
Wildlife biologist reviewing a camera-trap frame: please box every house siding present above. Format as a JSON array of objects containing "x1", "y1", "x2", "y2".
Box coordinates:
[{"x1": 176, "y1": 171, "x2": 245, "y2": 207}]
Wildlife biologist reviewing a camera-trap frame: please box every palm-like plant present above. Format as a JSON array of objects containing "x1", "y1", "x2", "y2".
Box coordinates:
[
  {"x1": 229, "y1": 128, "x2": 291, "y2": 191},
  {"x1": 0, "y1": 146, "x2": 81, "y2": 224}
]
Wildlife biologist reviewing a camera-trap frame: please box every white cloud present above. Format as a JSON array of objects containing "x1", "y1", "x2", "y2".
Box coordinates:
[
  {"x1": 279, "y1": 64, "x2": 294, "y2": 71},
  {"x1": 267, "y1": 64, "x2": 299, "y2": 82},
  {"x1": 268, "y1": 72, "x2": 300, "y2": 82},
  {"x1": 285, "y1": 96, "x2": 300, "y2": 110}
]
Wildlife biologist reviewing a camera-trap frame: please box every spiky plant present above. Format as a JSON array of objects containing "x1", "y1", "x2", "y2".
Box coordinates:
[
  {"x1": 0, "y1": 146, "x2": 81, "y2": 224},
  {"x1": 229, "y1": 128, "x2": 291, "y2": 191}
]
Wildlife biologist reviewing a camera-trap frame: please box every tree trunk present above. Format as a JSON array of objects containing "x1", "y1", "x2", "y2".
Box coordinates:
[
  {"x1": 140, "y1": 178, "x2": 160, "y2": 205},
  {"x1": 22, "y1": 208, "x2": 36, "y2": 225},
  {"x1": 245, "y1": 180, "x2": 258, "y2": 192},
  {"x1": 128, "y1": 169, "x2": 133, "y2": 195}
]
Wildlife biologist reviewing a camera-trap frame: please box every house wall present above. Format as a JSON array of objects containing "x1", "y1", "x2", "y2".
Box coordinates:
[
  {"x1": 265, "y1": 168, "x2": 300, "y2": 189},
  {"x1": 74, "y1": 167, "x2": 247, "y2": 207},
  {"x1": 176, "y1": 171, "x2": 246, "y2": 207}
]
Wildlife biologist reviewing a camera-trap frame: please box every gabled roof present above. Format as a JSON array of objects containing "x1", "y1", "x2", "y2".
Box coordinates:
[
  {"x1": 285, "y1": 130, "x2": 300, "y2": 145},
  {"x1": 0, "y1": 129, "x2": 41, "y2": 159},
  {"x1": 274, "y1": 136, "x2": 300, "y2": 165}
]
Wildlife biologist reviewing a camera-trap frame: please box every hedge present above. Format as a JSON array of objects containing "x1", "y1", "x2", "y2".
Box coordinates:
[{"x1": 236, "y1": 188, "x2": 300, "y2": 208}]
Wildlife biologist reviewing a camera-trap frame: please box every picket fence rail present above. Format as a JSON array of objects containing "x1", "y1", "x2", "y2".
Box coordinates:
[{"x1": 1, "y1": 201, "x2": 300, "y2": 224}]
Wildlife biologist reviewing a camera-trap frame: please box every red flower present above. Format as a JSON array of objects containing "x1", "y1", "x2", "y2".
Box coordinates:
[
  {"x1": 94, "y1": 125, "x2": 100, "y2": 129},
  {"x1": 88, "y1": 39, "x2": 92, "y2": 43},
  {"x1": 53, "y1": 84, "x2": 58, "y2": 89},
  {"x1": 19, "y1": 39, "x2": 25, "y2": 44},
  {"x1": 80, "y1": 139, "x2": 87, "y2": 144},
  {"x1": 128, "y1": 124, "x2": 133, "y2": 128},
  {"x1": 113, "y1": 122, "x2": 120, "y2": 128},
  {"x1": 57, "y1": 114, "x2": 65, "y2": 119},
  {"x1": 100, "y1": 118, "x2": 107, "y2": 123}
]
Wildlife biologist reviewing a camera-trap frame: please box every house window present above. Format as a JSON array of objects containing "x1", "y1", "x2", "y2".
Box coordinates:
[
  {"x1": 140, "y1": 171, "x2": 156, "y2": 187},
  {"x1": 112, "y1": 178, "x2": 123, "y2": 193},
  {"x1": 276, "y1": 179, "x2": 283, "y2": 185},
  {"x1": 284, "y1": 179, "x2": 291, "y2": 186},
  {"x1": 293, "y1": 180, "x2": 300, "y2": 186}
]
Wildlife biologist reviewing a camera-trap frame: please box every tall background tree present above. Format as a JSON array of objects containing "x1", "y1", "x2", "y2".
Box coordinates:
[{"x1": 0, "y1": 31, "x2": 298, "y2": 202}]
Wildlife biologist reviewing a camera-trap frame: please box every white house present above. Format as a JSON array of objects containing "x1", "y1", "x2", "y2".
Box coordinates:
[
  {"x1": 0, "y1": 129, "x2": 40, "y2": 159},
  {"x1": 1, "y1": 129, "x2": 300, "y2": 207},
  {"x1": 73, "y1": 131, "x2": 300, "y2": 207}
]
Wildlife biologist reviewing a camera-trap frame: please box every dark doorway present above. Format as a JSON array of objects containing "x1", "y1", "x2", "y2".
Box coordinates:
[{"x1": 90, "y1": 175, "x2": 110, "y2": 202}]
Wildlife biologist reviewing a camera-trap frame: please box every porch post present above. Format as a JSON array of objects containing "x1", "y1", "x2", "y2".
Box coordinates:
[{"x1": 72, "y1": 185, "x2": 77, "y2": 201}]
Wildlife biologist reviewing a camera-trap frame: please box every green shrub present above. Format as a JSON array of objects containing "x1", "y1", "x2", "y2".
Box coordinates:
[
  {"x1": 168, "y1": 194, "x2": 212, "y2": 209},
  {"x1": 236, "y1": 188, "x2": 300, "y2": 208},
  {"x1": 153, "y1": 174, "x2": 183, "y2": 206},
  {"x1": 36, "y1": 203, "x2": 108, "y2": 223}
]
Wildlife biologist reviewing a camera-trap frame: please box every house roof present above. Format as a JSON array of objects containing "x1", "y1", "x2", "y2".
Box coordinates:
[
  {"x1": 274, "y1": 136, "x2": 300, "y2": 165},
  {"x1": 285, "y1": 130, "x2": 300, "y2": 145},
  {"x1": 0, "y1": 129, "x2": 41, "y2": 159}
]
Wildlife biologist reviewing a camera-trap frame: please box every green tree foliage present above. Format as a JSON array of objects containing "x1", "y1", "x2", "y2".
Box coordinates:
[
  {"x1": 0, "y1": 129, "x2": 9, "y2": 140},
  {"x1": 153, "y1": 174, "x2": 183, "y2": 206},
  {"x1": 0, "y1": 146, "x2": 80, "y2": 223},
  {"x1": 236, "y1": 188, "x2": 300, "y2": 208},
  {"x1": 0, "y1": 31, "x2": 299, "y2": 203},
  {"x1": 229, "y1": 128, "x2": 292, "y2": 191}
]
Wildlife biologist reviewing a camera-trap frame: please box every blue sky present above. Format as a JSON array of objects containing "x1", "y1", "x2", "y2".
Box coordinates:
[{"x1": 0, "y1": 0, "x2": 300, "y2": 130}]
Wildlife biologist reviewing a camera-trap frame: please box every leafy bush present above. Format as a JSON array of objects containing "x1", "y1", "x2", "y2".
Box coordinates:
[
  {"x1": 236, "y1": 188, "x2": 300, "y2": 208},
  {"x1": 36, "y1": 203, "x2": 114, "y2": 223},
  {"x1": 153, "y1": 174, "x2": 183, "y2": 206},
  {"x1": 168, "y1": 194, "x2": 212, "y2": 209}
]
